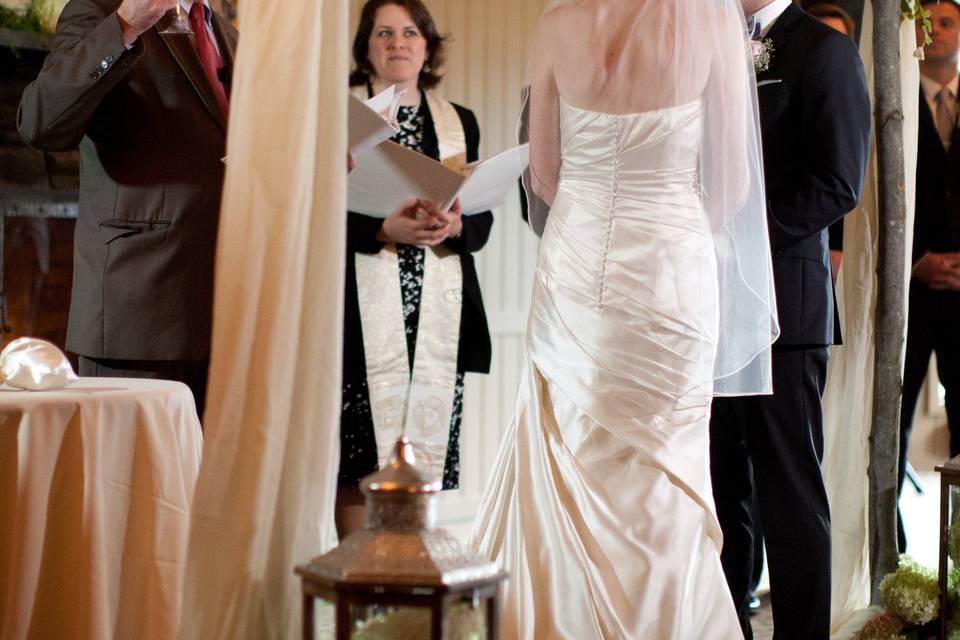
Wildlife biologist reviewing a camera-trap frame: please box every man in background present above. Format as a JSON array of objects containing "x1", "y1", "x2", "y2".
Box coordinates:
[
  {"x1": 899, "y1": 0, "x2": 960, "y2": 552},
  {"x1": 18, "y1": 0, "x2": 237, "y2": 416}
]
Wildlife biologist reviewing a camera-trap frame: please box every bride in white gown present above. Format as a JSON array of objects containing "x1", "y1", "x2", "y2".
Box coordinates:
[{"x1": 469, "y1": 1, "x2": 779, "y2": 638}]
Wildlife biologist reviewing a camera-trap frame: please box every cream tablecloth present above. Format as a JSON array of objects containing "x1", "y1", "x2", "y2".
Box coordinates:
[{"x1": 0, "y1": 378, "x2": 202, "y2": 640}]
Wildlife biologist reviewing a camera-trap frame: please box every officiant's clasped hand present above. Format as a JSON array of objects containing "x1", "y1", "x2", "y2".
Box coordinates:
[{"x1": 376, "y1": 197, "x2": 463, "y2": 246}]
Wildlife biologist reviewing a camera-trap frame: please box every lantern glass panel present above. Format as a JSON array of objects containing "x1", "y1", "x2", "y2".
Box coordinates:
[
  {"x1": 308, "y1": 598, "x2": 337, "y2": 639},
  {"x1": 948, "y1": 482, "x2": 960, "y2": 629},
  {"x1": 951, "y1": 483, "x2": 960, "y2": 565},
  {"x1": 349, "y1": 605, "x2": 429, "y2": 639},
  {"x1": 444, "y1": 600, "x2": 489, "y2": 639},
  {"x1": 348, "y1": 601, "x2": 489, "y2": 640}
]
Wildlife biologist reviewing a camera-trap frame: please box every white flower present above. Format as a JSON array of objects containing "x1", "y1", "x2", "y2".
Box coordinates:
[
  {"x1": 879, "y1": 556, "x2": 940, "y2": 626},
  {"x1": 752, "y1": 38, "x2": 774, "y2": 73}
]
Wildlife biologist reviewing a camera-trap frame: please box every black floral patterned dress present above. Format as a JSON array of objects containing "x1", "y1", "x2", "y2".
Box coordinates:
[{"x1": 339, "y1": 103, "x2": 464, "y2": 490}]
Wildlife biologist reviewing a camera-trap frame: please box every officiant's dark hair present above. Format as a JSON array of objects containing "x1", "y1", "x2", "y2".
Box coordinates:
[{"x1": 350, "y1": 0, "x2": 448, "y2": 90}]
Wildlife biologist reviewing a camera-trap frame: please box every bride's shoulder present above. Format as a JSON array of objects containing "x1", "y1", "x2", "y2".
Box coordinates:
[
  {"x1": 535, "y1": 0, "x2": 592, "y2": 46},
  {"x1": 538, "y1": 0, "x2": 591, "y2": 27}
]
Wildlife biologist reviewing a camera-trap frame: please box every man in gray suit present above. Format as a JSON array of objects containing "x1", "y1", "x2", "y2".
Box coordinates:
[{"x1": 18, "y1": 0, "x2": 237, "y2": 415}]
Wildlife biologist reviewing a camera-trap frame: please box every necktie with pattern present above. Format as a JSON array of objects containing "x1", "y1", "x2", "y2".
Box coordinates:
[
  {"x1": 936, "y1": 88, "x2": 955, "y2": 152},
  {"x1": 189, "y1": 2, "x2": 229, "y2": 119}
]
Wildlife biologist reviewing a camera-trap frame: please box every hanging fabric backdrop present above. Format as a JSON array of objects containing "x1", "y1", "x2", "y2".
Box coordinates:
[
  {"x1": 823, "y1": 7, "x2": 918, "y2": 636},
  {"x1": 178, "y1": 0, "x2": 348, "y2": 637}
]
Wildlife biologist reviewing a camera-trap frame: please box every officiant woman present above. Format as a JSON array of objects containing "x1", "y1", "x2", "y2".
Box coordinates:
[{"x1": 336, "y1": 0, "x2": 493, "y2": 536}]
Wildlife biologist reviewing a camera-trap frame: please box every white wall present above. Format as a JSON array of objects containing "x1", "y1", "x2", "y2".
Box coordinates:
[{"x1": 347, "y1": 0, "x2": 547, "y2": 531}]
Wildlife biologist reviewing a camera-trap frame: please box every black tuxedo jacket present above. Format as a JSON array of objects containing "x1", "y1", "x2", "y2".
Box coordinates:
[
  {"x1": 18, "y1": 0, "x2": 236, "y2": 360},
  {"x1": 343, "y1": 95, "x2": 493, "y2": 384},
  {"x1": 756, "y1": 4, "x2": 871, "y2": 347},
  {"x1": 912, "y1": 89, "x2": 960, "y2": 317}
]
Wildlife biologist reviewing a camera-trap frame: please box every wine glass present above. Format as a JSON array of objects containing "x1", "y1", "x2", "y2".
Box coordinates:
[{"x1": 158, "y1": 3, "x2": 194, "y2": 34}]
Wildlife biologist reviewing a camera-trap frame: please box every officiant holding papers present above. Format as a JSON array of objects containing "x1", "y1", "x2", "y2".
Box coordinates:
[{"x1": 336, "y1": 0, "x2": 493, "y2": 536}]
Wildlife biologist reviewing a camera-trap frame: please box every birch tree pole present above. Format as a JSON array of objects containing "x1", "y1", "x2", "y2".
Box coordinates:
[{"x1": 869, "y1": 0, "x2": 908, "y2": 602}]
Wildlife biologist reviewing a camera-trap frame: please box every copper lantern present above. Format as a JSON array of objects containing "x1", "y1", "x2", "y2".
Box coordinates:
[
  {"x1": 295, "y1": 438, "x2": 507, "y2": 639},
  {"x1": 937, "y1": 455, "x2": 960, "y2": 640}
]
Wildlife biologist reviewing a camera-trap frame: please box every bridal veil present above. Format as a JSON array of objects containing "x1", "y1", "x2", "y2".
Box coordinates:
[{"x1": 521, "y1": 0, "x2": 779, "y2": 395}]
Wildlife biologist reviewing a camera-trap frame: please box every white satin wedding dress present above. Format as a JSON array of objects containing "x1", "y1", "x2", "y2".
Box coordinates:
[{"x1": 470, "y1": 98, "x2": 743, "y2": 639}]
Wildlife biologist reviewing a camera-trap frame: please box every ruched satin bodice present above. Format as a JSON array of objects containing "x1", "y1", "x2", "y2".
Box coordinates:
[
  {"x1": 471, "y1": 101, "x2": 741, "y2": 640},
  {"x1": 541, "y1": 101, "x2": 709, "y2": 315},
  {"x1": 536, "y1": 99, "x2": 718, "y2": 427},
  {"x1": 556, "y1": 97, "x2": 701, "y2": 207}
]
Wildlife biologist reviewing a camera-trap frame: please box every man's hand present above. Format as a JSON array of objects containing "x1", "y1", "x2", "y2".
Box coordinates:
[
  {"x1": 117, "y1": 0, "x2": 178, "y2": 45},
  {"x1": 913, "y1": 252, "x2": 960, "y2": 290},
  {"x1": 378, "y1": 199, "x2": 450, "y2": 246}
]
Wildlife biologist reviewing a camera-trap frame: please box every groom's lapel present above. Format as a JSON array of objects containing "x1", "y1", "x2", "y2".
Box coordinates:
[{"x1": 757, "y1": 3, "x2": 804, "y2": 80}]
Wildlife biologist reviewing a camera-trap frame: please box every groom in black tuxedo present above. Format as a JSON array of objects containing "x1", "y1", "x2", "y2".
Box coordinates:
[{"x1": 709, "y1": 0, "x2": 871, "y2": 638}]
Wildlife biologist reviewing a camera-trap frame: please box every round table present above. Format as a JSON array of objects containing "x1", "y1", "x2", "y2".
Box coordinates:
[{"x1": 0, "y1": 378, "x2": 202, "y2": 640}]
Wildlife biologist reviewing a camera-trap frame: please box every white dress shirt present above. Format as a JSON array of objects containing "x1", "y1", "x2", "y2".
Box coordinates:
[{"x1": 750, "y1": 0, "x2": 793, "y2": 38}]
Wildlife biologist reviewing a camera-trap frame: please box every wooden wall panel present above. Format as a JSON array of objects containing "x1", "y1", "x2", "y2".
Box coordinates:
[{"x1": 347, "y1": 0, "x2": 547, "y2": 532}]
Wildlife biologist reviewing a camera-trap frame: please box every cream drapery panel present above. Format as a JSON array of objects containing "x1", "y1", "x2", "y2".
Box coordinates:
[
  {"x1": 178, "y1": 0, "x2": 347, "y2": 638},
  {"x1": 823, "y1": 8, "x2": 918, "y2": 635}
]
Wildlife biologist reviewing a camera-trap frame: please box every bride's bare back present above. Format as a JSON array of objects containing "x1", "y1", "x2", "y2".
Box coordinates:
[
  {"x1": 540, "y1": 0, "x2": 721, "y2": 114},
  {"x1": 527, "y1": 0, "x2": 751, "y2": 210}
]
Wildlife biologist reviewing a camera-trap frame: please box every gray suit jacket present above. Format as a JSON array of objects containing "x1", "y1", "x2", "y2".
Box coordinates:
[{"x1": 18, "y1": 0, "x2": 237, "y2": 360}]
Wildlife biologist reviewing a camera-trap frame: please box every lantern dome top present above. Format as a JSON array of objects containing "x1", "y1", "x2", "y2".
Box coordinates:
[
  {"x1": 361, "y1": 437, "x2": 442, "y2": 496},
  {"x1": 295, "y1": 437, "x2": 506, "y2": 593}
]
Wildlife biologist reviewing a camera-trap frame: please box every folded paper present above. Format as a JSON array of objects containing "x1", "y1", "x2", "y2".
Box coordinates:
[
  {"x1": 348, "y1": 142, "x2": 530, "y2": 217},
  {"x1": 348, "y1": 85, "x2": 404, "y2": 157}
]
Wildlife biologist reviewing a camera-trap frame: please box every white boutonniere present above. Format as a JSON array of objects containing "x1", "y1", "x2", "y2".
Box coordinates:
[{"x1": 752, "y1": 38, "x2": 774, "y2": 73}]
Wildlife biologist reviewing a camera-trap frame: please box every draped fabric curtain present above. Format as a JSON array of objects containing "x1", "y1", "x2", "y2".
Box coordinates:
[
  {"x1": 823, "y1": 7, "x2": 918, "y2": 635},
  {"x1": 178, "y1": 0, "x2": 348, "y2": 637}
]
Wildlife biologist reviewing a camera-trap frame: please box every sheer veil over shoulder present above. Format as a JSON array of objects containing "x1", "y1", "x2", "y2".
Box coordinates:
[{"x1": 470, "y1": 0, "x2": 778, "y2": 637}]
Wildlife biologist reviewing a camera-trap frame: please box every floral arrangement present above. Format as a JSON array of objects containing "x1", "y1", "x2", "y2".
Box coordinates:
[
  {"x1": 855, "y1": 612, "x2": 907, "y2": 640},
  {"x1": 0, "y1": 0, "x2": 57, "y2": 34},
  {"x1": 350, "y1": 602, "x2": 487, "y2": 640},
  {"x1": 854, "y1": 556, "x2": 942, "y2": 640},
  {"x1": 903, "y1": 0, "x2": 933, "y2": 59},
  {"x1": 751, "y1": 38, "x2": 774, "y2": 74}
]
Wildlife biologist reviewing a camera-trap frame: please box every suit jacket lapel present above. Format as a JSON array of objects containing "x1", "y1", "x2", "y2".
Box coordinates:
[
  {"x1": 158, "y1": 25, "x2": 227, "y2": 131},
  {"x1": 211, "y1": 12, "x2": 236, "y2": 93},
  {"x1": 945, "y1": 93, "x2": 960, "y2": 160},
  {"x1": 919, "y1": 87, "x2": 936, "y2": 132},
  {"x1": 756, "y1": 3, "x2": 803, "y2": 79}
]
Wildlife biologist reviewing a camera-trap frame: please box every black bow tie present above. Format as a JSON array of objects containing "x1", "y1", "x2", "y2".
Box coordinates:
[{"x1": 746, "y1": 16, "x2": 762, "y2": 40}]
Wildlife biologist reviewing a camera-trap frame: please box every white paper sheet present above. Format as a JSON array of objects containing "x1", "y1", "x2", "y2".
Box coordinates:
[
  {"x1": 348, "y1": 85, "x2": 402, "y2": 157},
  {"x1": 348, "y1": 141, "x2": 529, "y2": 217}
]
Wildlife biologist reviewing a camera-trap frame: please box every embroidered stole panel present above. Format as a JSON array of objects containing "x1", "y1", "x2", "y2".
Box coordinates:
[{"x1": 353, "y1": 88, "x2": 466, "y2": 480}]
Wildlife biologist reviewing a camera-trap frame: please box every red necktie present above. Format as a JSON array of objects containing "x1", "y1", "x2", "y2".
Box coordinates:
[{"x1": 189, "y1": 2, "x2": 229, "y2": 119}]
